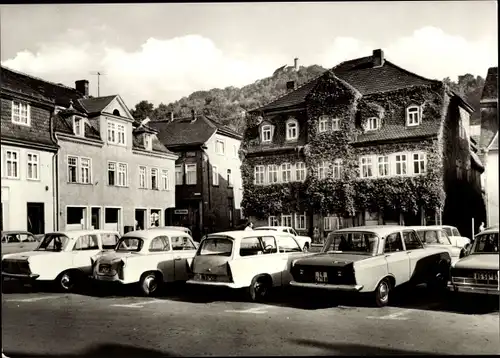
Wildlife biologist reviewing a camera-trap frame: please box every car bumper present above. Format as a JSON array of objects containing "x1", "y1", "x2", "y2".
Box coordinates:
[
  {"x1": 186, "y1": 279, "x2": 243, "y2": 289},
  {"x1": 448, "y1": 283, "x2": 500, "y2": 295},
  {"x1": 290, "y1": 281, "x2": 363, "y2": 292},
  {"x1": 2, "y1": 272, "x2": 40, "y2": 280}
]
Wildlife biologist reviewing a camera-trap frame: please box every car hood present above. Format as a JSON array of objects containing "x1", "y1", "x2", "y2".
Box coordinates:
[
  {"x1": 2, "y1": 251, "x2": 61, "y2": 260},
  {"x1": 293, "y1": 252, "x2": 370, "y2": 267},
  {"x1": 454, "y1": 254, "x2": 499, "y2": 270}
]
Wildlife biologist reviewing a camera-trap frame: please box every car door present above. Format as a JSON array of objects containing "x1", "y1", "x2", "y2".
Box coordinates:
[
  {"x1": 151, "y1": 236, "x2": 175, "y2": 282},
  {"x1": 276, "y1": 235, "x2": 305, "y2": 286},
  {"x1": 72, "y1": 234, "x2": 101, "y2": 275},
  {"x1": 171, "y1": 235, "x2": 197, "y2": 281},
  {"x1": 402, "y1": 230, "x2": 427, "y2": 277},
  {"x1": 383, "y1": 231, "x2": 411, "y2": 287}
]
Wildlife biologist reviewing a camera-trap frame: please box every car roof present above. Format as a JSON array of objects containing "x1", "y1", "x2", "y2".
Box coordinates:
[
  {"x1": 1, "y1": 231, "x2": 33, "y2": 235},
  {"x1": 123, "y1": 229, "x2": 192, "y2": 240},
  {"x1": 476, "y1": 227, "x2": 499, "y2": 236},
  {"x1": 429, "y1": 225, "x2": 454, "y2": 229},
  {"x1": 334, "y1": 225, "x2": 405, "y2": 237},
  {"x1": 44, "y1": 230, "x2": 119, "y2": 238},
  {"x1": 255, "y1": 226, "x2": 289, "y2": 230},
  {"x1": 406, "y1": 226, "x2": 444, "y2": 231},
  {"x1": 152, "y1": 226, "x2": 189, "y2": 231},
  {"x1": 206, "y1": 230, "x2": 293, "y2": 240}
]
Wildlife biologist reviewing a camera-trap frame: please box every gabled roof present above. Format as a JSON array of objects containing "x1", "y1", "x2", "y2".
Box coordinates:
[
  {"x1": 78, "y1": 95, "x2": 117, "y2": 115},
  {"x1": 481, "y1": 67, "x2": 498, "y2": 102}
]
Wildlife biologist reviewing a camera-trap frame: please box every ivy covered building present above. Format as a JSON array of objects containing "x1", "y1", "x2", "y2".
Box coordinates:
[{"x1": 240, "y1": 49, "x2": 486, "y2": 241}]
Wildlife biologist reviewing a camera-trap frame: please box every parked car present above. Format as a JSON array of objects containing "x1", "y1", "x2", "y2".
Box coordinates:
[
  {"x1": 254, "y1": 226, "x2": 312, "y2": 252},
  {"x1": 93, "y1": 228, "x2": 198, "y2": 296},
  {"x1": 407, "y1": 226, "x2": 465, "y2": 263},
  {"x1": 1, "y1": 231, "x2": 40, "y2": 256},
  {"x1": 150, "y1": 226, "x2": 198, "y2": 248},
  {"x1": 448, "y1": 226, "x2": 499, "y2": 296},
  {"x1": 429, "y1": 225, "x2": 471, "y2": 249},
  {"x1": 289, "y1": 225, "x2": 452, "y2": 307},
  {"x1": 187, "y1": 230, "x2": 313, "y2": 302},
  {"x1": 1, "y1": 230, "x2": 120, "y2": 291}
]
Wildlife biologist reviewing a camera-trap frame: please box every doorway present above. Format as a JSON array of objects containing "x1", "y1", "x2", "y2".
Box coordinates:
[
  {"x1": 91, "y1": 207, "x2": 101, "y2": 229},
  {"x1": 27, "y1": 202, "x2": 45, "y2": 234},
  {"x1": 135, "y1": 209, "x2": 146, "y2": 230}
]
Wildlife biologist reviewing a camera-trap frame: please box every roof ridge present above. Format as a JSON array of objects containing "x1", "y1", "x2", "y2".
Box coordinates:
[
  {"x1": 1, "y1": 65, "x2": 81, "y2": 93},
  {"x1": 383, "y1": 60, "x2": 440, "y2": 84}
]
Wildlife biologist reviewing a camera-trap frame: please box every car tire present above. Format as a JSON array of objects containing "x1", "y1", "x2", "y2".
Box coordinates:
[
  {"x1": 374, "y1": 279, "x2": 391, "y2": 307},
  {"x1": 247, "y1": 275, "x2": 272, "y2": 302},
  {"x1": 139, "y1": 272, "x2": 161, "y2": 297},
  {"x1": 303, "y1": 243, "x2": 309, "y2": 252},
  {"x1": 427, "y1": 262, "x2": 449, "y2": 293},
  {"x1": 56, "y1": 270, "x2": 78, "y2": 293}
]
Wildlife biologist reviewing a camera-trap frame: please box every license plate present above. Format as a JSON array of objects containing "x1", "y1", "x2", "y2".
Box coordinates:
[
  {"x1": 201, "y1": 274, "x2": 217, "y2": 281},
  {"x1": 315, "y1": 271, "x2": 328, "y2": 283},
  {"x1": 99, "y1": 265, "x2": 111, "y2": 273},
  {"x1": 474, "y1": 272, "x2": 498, "y2": 281}
]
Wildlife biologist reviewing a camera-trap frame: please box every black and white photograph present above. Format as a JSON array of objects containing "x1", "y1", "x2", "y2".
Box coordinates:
[{"x1": 0, "y1": 1, "x2": 498, "y2": 356}]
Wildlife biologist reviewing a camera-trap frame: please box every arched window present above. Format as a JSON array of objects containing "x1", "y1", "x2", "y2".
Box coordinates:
[
  {"x1": 113, "y1": 109, "x2": 121, "y2": 116},
  {"x1": 286, "y1": 118, "x2": 298, "y2": 140}
]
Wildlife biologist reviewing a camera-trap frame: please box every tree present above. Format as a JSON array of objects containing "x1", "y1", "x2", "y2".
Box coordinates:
[{"x1": 130, "y1": 100, "x2": 154, "y2": 121}]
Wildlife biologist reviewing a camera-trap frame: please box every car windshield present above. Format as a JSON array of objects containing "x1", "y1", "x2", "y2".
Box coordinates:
[
  {"x1": 416, "y1": 230, "x2": 451, "y2": 245},
  {"x1": 36, "y1": 234, "x2": 70, "y2": 251},
  {"x1": 116, "y1": 237, "x2": 143, "y2": 252},
  {"x1": 198, "y1": 237, "x2": 233, "y2": 256},
  {"x1": 471, "y1": 232, "x2": 499, "y2": 254},
  {"x1": 322, "y1": 232, "x2": 379, "y2": 255}
]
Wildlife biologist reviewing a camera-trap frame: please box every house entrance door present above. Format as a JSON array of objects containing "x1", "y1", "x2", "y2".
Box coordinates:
[{"x1": 27, "y1": 203, "x2": 44, "y2": 234}]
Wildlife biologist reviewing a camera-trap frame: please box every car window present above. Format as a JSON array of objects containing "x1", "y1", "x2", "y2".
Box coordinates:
[
  {"x1": 261, "y1": 236, "x2": 277, "y2": 254},
  {"x1": 198, "y1": 237, "x2": 233, "y2": 256},
  {"x1": 171, "y1": 236, "x2": 196, "y2": 251},
  {"x1": 37, "y1": 234, "x2": 70, "y2": 251},
  {"x1": 452, "y1": 228, "x2": 461, "y2": 236},
  {"x1": 323, "y1": 232, "x2": 379, "y2": 255},
  {"x1": 472, "y1": 233, "x2": 499, "y2": 253},
  {"x1": 18, "y1": 234, "x2": 35, "y2": 242},
  {"x1": 277, "y1": 235, "x2": 302, "y2": 253},
  {"x1": 421, "y1": 230, "x2": 439, "y2": 244},
  {"x1": 239, "y1": 236, "x2": 264, "y2": 257},
  {"x1": 290, "y1": 229, "x2": 298, "y2": 236},
  {"x1": 149, "y1": 236, "x2": 170, "y2": 252},
  {"x1": 442, "y1": 227, "x2": 453, "y2": 236},
  {"x1": 116, "y1": 237, "x2": 143, "y2": 252},
  {"x1": 5, "y1": 234, "x2": 20, "y2": 243},
  {"x1": 385, "y1": 232, "x2": 404, "y2": 252},
  {"x1": 403, "y1": 231, "x2": 423, "y2": 250},
  {"x1": 73, "y1": 234, "x2": 99, "y2": 251},
  {"x1": 102, "y1": 233, "x2": 120, "y2": 249}
]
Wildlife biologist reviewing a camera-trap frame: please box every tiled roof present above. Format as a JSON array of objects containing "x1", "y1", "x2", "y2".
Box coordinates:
[
  {"x1": 481, "y1": 67, "x2": 498, "y2": 101},
  {"x1": 353, "y1": 122, "x2": 441, "y2": 144},
  {"x1": 132, "y1": 132, "x2": 172, "y2": 153},
  {"x1": 78, "y1": 95, "x2": 117, "y2": 115},
  {"x1": 53, "y1": 113, "x2": 102, "y2": 141}
]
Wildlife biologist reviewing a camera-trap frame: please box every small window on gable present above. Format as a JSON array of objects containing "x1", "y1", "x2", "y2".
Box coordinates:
[
  {"x1": 286, "y1": 118, "x2": 298, "y2": 141},
  {"x1": 406, "y1": 106, "x2": 421, "y2": 126},
  {"x1": 262, "y1": 125, "x2": 272, "y2": 142},
  {"x1": 113, "y1": 109, "x2": 121, "y2": 116},
  {"x1": 144, "y1": 134, "x2": 152, "y2": 151},
  {"x1": 74, "y1": 117, "x2": 83, "y2": 137},
  {"x1": 364, "y1": 117, "x2": 380, "y2": 131}
]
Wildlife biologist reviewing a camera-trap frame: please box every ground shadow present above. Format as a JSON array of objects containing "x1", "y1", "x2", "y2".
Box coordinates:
[
  {"x1": 289, "y1": 338, "x2": 440, "y2": 356},
  {"x1": 4, "y1": 343, "x2": 174, "y2": 358}
]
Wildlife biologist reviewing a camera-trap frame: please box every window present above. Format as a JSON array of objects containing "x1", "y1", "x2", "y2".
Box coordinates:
[
  {"x1": 403, "y1": 230, "x2": 423, "y2": 250},
  {"x1": 227, "y1": 169, "x2": 233, "y2": 187},
  {"x1": 171, "y1": 236, "x2": 196, "y2": 251},
  {"x1": 80, "y1": 158, "x2": 91, "y2": 184},
  {"x1": 268, "y1": 216, "x2": 279, "y2": 226},
  {"x1": 277, "y1": 236, "x2": 302, "y2": 253},
  {"x1": 286, "y1": 119, "x2": 298, "y2": 140},
  {"x1": 199, "y1": 237, "x2": 233, "y2": 256},
  {"x1": 117, "y1": 124, "x2": 125, "y2": 145},
  {"x1": 332, "y1": 118, "x2": 340, "y2": 131},
  {"x1": 144, "y1": 134, "x2": 152, "y2": 150},
  {"x1": 212, "y1": 166, "x2": 219, "y2": 186},
  {"x1": 68, "y1": 156, "x2": 78, "y2": 183},
  {"x1": 117, "y1": 163, "x2": 128, "y2": 186},
  {"x1": 412, "y1": 153, "x2": 426, "y2": 174},
  {"x1": 254, "y1": 165, "x2": 265, "y2": 185},
  {"x1": 395, "y1": 154, "x2": 407, "y2": 176},
  {"x1": 261, "y1": 236, "x2": 277, "y2": 254},
  {"x1": 281, "y1": 214, "x2": 292, "y2": 227},
  {"x1": 185, "y1": 164, "x2": 196, "y2": 185},
  {"x1": 139, "y1": 166, "x2": 147, "y2": 188},
  {"x1": 150, "y1": 168, "x2": 159, "y2": 189},
  {"x1": 318, "y1": 115, "x2": 329, "y2": 133},
  {"x1": 261, "y1": 125, "x2": 272, "y2": 142},
  {"x1": 108, "y1": 162, "x2": 116, "y2": 185},
  {"x1": 295, "y1": 162, "x2": 306, "y2": 181},
  {"x1": 73, "y1": 235, "x2": 99, "y2": 251},
  {"x1": 107, "y1": 122, "x2": 116, "y2": 143},
  {"x1": 318, "y1": 161, "x2": 329, "y2": 180},
  {"x1": 332, "y1": 159, "x2": 342, "y2": 179},
  {"x1": 5, "y1": 150, "x2": 19, "y2": 179},
  {"x1": 175, "y1": 165, "x2": 183, "y2": 185},
  {"x1": 360, "y1": 156, "x2": 373, "y2": 178},
  {"x1": 281, "y1": 163, "x2": 292, "y2": 183},
  {"x1": 149, "y1": 236, "x2": 170, "y2": 252},
  {"x1": 378, "y1": 156, "x2": 389, "y2": 177},
  {"x1": 406, "y1": 106, "x2": 421, "y2": 126},
  {"x1": 102, "y1": 234, "x2": 120, "y2": 250},
  {"x1": 240, "y1": 237, "x2": 264, "y2": 257},
  {"x1": 365, "y1": 117, "x2": 379, "y2": 131},
  {"x1": 384, "y1": 232, "x2": 404, "y2": 253},
  {"x1": 27, "y1": 153, "x2": 39, "y2": 180},
  {"x1": 11, "y1": 101, "x2": 30, "y2": 126},
  {"x1": 295, "y1": 213, "x2": 306, "y2": 230},
  {"x1": 74, "y1": 117, "x2": 83, "y2": 136},
  {"x1": 268, "y1": 164, "x2": 279, "y2": 184},
  {"x1": 215, "y1": 140, "x2": 225, "y2": 155},
  {"x1": 324, "y1": 216, "x2": 339, "y2": 231},
  {"x1": 161, "y1": 169, "x2": 170, "y2": 190}
]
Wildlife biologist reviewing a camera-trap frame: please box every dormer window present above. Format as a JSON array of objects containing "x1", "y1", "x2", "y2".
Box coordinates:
[
  {"x1": 144, "y1": 134, "x2": 152, "y2": 151},
  {"x1": 262, "y1": 125, "x2": 272, "y2": 142},
  {"x1": 11, "y1": 101, "x2": 30, "y2": 126},
  {"x1": 406, "y1": 106, "x2": 421, "y2": 126},
  {"x1": 73, "y1": 117, "x2": 83, "y2": 136},
  {"x1": 364, "y1": 117, "x2": 380, "y2": 131},
  {"x1": 286, "y1": 118, "x2": 298, "y2": 141}
]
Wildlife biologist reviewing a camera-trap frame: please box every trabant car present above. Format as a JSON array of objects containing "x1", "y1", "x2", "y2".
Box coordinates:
[
  {"x1": 187, "y1": 230, "x2": 313, "y2": 302},
  {"x1": 1, "y1": 229, "x2": 120, "y2": 291},
  {"x1": 1, "y1": 231, "x2": 40, "y2": 256},
  {"x1": 407, "y1": 226, "x2": 465, "y2": 264},
  {"x1": 429, "y1": 225, "x2": 471, "y2": 249},
  {"x1": 448, "y1": 226, "x2": 499, "y2": 296},
  {"x1": 93, "y1": 229, "x2": 198, "y2": 296},
  {"x1": 290, "y1": 226, "x2": 452, "y2": 307},
  {"x1": 254, "y1": 226, "x2": 312, "y2": 252},
  {"x1": 153, "y1": 226, "x2": 193, "y2": 237}
]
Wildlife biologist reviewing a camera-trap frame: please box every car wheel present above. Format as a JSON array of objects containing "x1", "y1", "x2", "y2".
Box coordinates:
[
  {"x1": 428, "y1": 263, "x2": 449, "y2": 293},
  {"x1": 56, "y1": 271, "x2": 77, "y2": 293},
  {"x1": 374, "y1": 279, "x2": 390, "y2": 307},
  {"x1": 139, "y1": 272, "x2": 160, "y2": 297},
  {"x1": 247, "y1": 276, "x2": 271, "y2": 302},
  {"x1": 303, "y1": 243, "x2": 309, "y2": 252}
]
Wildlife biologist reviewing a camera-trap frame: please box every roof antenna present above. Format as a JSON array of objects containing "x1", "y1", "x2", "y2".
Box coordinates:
[{"x1": 90, "y1": 71, "x2": 106, "y2": 97}]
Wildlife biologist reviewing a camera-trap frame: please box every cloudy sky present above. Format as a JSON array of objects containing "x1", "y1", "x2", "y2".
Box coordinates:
[{"x1": 1, "y1": 2, "x2": 497, "y2": 108}]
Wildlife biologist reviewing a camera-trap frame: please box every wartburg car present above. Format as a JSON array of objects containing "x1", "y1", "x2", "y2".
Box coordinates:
[
  {"x1": 187, "y1": 230, "x2": 312, "y2": 302},
  {"x1": 2, "y1": 230, "x2": 120, "y2": 291},
  {"x1": 448, "y1": 226, "x2": 499, "y2": 295},
  {"x1": 93, "y1": 229, "x2": 198, "y2": 296},
  {"x1": 430, "y1": 225, "x2": 471, "y2": 249},
  {"x1": 254, "y1": 226, "x2": 312, "y2": 252},
  {"x1": 290, "y1": 226, "x2": 452, "y2": 307},
  {"x1": 407, "y1": 226, "x2": 465, "y2": 263}
]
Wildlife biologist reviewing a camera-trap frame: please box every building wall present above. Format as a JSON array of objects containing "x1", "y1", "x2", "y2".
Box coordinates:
[
  {"x1": 485, "y1": 150, "x2": 499, "y2": 227},
  {"x1": 1, "y1": 144, "x2": 55, "y2": 233}
]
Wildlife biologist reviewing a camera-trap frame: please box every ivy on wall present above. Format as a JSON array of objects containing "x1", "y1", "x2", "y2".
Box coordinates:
[{"x1": 240, "y1": 71, "x2": 448, "y2": 219}]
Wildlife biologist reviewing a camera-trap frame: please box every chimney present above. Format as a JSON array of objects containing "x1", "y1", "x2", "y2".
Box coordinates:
[
  {"x1": 75, "y1": 80, "x2": 89, "y2": 97},
  {"x1": 286, "y1": 81, "x2": 296, "y2": 91},
  {"x1": 294, "y1": 57, "x2": 299, "y2": 71},
  {"x1": 372, "y1": 49, "x2": 384, "y2": 67}
]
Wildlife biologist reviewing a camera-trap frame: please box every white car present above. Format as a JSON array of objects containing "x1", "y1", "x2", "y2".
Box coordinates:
[
  {"x1": 187, "y1": 230, "x2": 313, "y2": 302},
  {"x1": 429, "y1": 225, "x2": 471, "y2": 249},
  {"x1": 254, "y1": 226, "x2": 312, "y2": 252},
  {"x1": 1, "y1": 230, "x2": 120, "y2": 292},
  {"x1": 93, "y1": 229, "x2": 198, "y2": 296}
]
